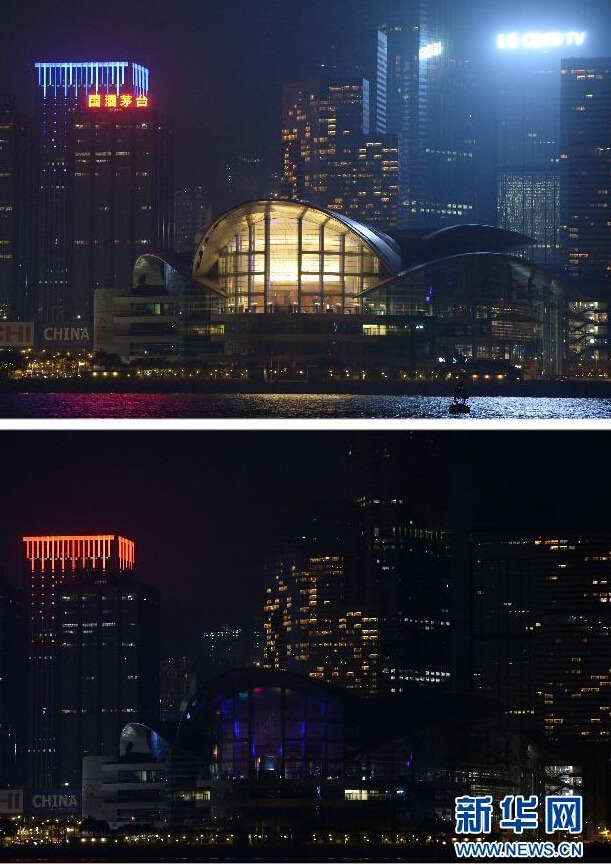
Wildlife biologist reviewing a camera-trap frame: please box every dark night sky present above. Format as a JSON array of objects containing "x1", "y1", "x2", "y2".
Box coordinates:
[
  {"x1": 2, "y1": 0, "x2": 609, "y2": 188},
  {"x1": 0, "y1": 431, "x2": 606, "y2": 656}
]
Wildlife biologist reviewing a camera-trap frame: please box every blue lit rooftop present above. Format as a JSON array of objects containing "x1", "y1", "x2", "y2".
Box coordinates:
[{"x1": 35, "y1": 61, "x2": 149, "y2": 98}]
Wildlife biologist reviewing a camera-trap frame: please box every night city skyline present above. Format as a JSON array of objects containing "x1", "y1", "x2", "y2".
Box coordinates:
[
  {"x1": 5, "y1": 0, "x2": 611, "y2": 857},
  {"x1": 2, "y1": 0, "x2": 609, "y2": 190},
  {"x1": 0, "y1": 430, "x2": 604, "y2": 652}
]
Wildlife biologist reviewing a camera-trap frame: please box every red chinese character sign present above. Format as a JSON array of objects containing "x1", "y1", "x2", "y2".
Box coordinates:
[{"x1": 87, "y1": 93, "x2": 149, "y2": 108}]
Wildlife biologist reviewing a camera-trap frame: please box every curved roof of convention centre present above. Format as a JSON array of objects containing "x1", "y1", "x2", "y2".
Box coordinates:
[
  {"x1": 191, "y1": 200, "x2": 537, "y2": 285},
  {"x1": 192, "y1": 199, "x2": 404, "y2": 280},
  {"x1": 176, "y1": 667, "x2": 500, "y2": 755}
]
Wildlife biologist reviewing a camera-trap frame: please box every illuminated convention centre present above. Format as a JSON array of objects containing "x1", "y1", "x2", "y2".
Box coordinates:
[{"x1": 94, "y1": 199, "x2": 598, "y2": 381}]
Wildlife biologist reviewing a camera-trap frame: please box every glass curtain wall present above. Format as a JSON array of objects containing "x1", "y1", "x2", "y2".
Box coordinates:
[{"x1": 217, "y1": 210, "x2": 388, "y2": 314}]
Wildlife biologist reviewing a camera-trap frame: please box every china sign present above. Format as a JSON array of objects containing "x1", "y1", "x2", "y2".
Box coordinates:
[
  {"x1": 27, "y1": 790, "x2": 81, "y2": 816},
  {"x1": 87, "y1": 93, "x2": 149, "y2": 108},
  {"x1": 36, "y1": 322, "x2": 93, "y2": 349}
]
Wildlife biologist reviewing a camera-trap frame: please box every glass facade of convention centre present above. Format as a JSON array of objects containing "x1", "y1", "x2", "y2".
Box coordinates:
[{"x1": 193, "y1": 200, "x2": 398, "y2": 315}]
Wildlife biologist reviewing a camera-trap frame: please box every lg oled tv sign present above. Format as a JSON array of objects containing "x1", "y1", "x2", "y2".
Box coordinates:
[{"x1": 496, "y1": 31, "x2": 586, "y2": 50}]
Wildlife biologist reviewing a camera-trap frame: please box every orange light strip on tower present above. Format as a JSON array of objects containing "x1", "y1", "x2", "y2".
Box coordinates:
[{"x1": 22, "y1": 535, "x2": 135, "y2": 572}]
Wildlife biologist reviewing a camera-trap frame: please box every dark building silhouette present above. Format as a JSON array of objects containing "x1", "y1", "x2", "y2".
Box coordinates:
[
  {"x1": 160, "y1": 657, "x2": 197, "y2": 723},
  {"x1": 24, "y1": 534, "x2": 159, "y2": 788},
  {"x1": 174, "y1": 188, "x2": 212, "y2": 254},
  {"x1": 0, "y1": 571, "x2": 27, "y2": 787},
  {"x1": 0, "y1": 94, "x2": 38, "y2": 320}
]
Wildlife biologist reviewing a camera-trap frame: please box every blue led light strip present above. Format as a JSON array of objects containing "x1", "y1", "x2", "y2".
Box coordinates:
[{"x1": 34, "y1": 61, "x2": 149, "y2": 99}]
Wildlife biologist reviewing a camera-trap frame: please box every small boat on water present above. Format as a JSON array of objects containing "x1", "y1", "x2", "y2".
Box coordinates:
[
  {"x1": 449, "y1": 402, "x2": 471, "y2": 415},
  {"x1": 449, "y1": 382, "x2": 471, "y2": 415}
]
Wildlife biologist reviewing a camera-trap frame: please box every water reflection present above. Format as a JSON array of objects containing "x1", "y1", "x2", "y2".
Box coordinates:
[{"x1": 2, "y1": 394, "x2": 611, "y2": 419}]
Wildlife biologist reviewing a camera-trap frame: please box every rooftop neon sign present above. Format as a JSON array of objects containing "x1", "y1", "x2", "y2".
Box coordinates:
[
  {"x1": 496, "y1": 31, "x2": 586, "y2": 50},
  {"x1": 87, "y1": 93, "x2": 149, "y2": 108}
]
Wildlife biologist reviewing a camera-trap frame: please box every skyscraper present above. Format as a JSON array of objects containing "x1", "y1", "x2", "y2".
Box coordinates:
[
  {"x1": 491, "y1": 50, "x2": 563, "y2": 271},
  {"x1": 347, "y1": 434, "x2": 458, "y2": 696},
  {"x1": 23, "y1": 534, "x2": 159, "y2": 787},
  {"x1": 34, "y1": 61, "x2": 173, "y2": 322},
  {"x1": 371, "y1": 0, "x2": 475, "y2": 228},
  {"x1": 281, "y1": 78, "x2": 399, "y2": 228},
  {"x1": 469, "y1": 531, "x2": 611, "y2": 746},
  {"x1": 0, "y1": 94, "x2": 38, "y2": 320},
  {"x1": 263, "y1": 508, "x2": 379, "y2": 694},
  {"x1": 560, "y1": 57, "x2": 611, "y2": 295}
]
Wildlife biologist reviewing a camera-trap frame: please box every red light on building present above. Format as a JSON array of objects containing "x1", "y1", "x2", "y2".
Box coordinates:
[{"x1": 22, "y1": 535, "x2": 135, "y2": 572}]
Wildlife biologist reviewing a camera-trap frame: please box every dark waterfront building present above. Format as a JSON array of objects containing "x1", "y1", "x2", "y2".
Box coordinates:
[
  {"x1": 24, "y1": 534, "x2": 159, "y2": 788},
  {"x1": 95, "y1": 199, "x2": 580, "y2": 378},
  {"x1": 0, "y1": 94, "x2": 38, "y2": 320},
  {"x1": 281, "y1": 78, "x2": 399, "y2": 229},
  {"x1": 561, "y1": 57, "x2": 611, "y2": 298},
  {"x1": 0, "y1": 571, "x2": 27, "y2": 787},
  {"x1": 174, "y1": 188, "x2": 212, "y2": 254},
  {"x1": 34, "y1": 61, "x2": 173, "y2": 323},
  {"x1": 83, "y1": 668, "x2": 556, "y2": 836}
]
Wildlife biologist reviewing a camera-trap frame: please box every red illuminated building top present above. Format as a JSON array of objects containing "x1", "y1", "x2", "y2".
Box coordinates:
[{"x1": 23, "y1": 534, "x2": 135, "y2": 572}]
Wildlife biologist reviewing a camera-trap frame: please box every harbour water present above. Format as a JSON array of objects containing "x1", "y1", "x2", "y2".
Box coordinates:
[{"x1": 2, "y1": 393, "x2": 611, "y2": 419}]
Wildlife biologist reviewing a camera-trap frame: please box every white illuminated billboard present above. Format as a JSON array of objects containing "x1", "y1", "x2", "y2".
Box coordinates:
[
  {"x1": 419, "y1": 42, "x2": 443, "y2": 61},
  {"x1": 496, "y1": 31, "x2": 586, "y2": 51}
]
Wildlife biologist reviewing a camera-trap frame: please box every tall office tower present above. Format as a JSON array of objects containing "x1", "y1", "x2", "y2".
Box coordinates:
[
  {"x1": 371, "y1": 0, "x2": 475, "y2": 228},
  {"x1": 159, "y1": 657, "x2": 197, "y2": 723},
  {"x1": 34, "y1": 61, "x2": 174, "y2": 322},
  {"x1": 0, "y1": 94, "x2": 38, "y2": 320},
  {"x1": 0, "y1": 571, "x2": 27, "y2": 786},
  {"x1": 561, "y1": 58, "x2": 611, "y2": 296},
  {"x1": 492, "y1": 54, "x2": 563, "y2": 270},
  {"x1": 174, "y1": 188, "x2": 212, "y2": 254},
  {"x1": 347, "y1": 434, "x2": 459, "y2": 696},
  {"x1": 23, "y1": 534, "x2": 159, "y2": 788},
  {"x1": 469, "y1": 531, "x2": 611, "y2": 746},
  {"x1": 263, "y1": 509, "x2": 379, "y2": 694},
  {"x1": 281, "y1": 78, "x2": 399, "y2": 229},
  {"x1": 470, "y1": 534, "x2": 537, "y2": 730}
]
